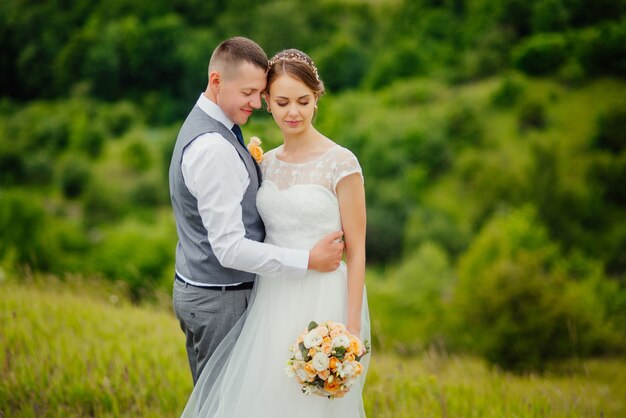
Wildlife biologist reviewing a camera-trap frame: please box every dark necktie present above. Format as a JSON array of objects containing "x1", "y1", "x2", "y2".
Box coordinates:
[{"x1": 231, "y1": 124, "x2": 246, "y2": 148}]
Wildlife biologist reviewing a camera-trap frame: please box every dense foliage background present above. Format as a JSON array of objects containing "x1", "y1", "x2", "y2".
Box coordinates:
[{"x1": 2, "y1": 0, "x2": 626, "y2": 371}]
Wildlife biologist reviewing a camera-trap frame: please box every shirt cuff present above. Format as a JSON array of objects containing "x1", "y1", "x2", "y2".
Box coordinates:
[{"x1": 282, "y1": 248, "x2": 309, "y2": 278}]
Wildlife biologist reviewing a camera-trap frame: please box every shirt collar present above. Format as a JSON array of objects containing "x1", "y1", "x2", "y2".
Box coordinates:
[{"x1": 196, "y1": 93, "x2": 235, "y2": 130}]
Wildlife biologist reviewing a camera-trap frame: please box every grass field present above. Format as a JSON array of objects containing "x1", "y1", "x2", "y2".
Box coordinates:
[{"x1": 1, "y1": 277, "x2": 624, "y2": 417}]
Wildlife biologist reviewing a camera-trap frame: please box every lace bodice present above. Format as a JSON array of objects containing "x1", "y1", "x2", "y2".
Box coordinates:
[{"x1": 257, "y1": 145, "x2": 362, "y2": 250}]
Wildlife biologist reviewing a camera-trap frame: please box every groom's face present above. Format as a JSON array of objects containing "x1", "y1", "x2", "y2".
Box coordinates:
[{"x1": 216, "y1": 61, "x2": 267, "y2": 126}]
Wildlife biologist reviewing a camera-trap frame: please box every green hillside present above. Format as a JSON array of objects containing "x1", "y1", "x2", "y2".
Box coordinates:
[{"x1": 1, "y1": 0, "x2": 626, "y2": 374}]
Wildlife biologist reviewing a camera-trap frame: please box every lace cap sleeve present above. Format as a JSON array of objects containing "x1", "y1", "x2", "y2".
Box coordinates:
[{"x1": 332, "y1": 147, "x2": 363, "y2": 192}]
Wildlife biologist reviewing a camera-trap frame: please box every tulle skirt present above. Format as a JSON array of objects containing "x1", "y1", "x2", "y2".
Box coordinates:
[{"x1": 180, "y1": 262, "x2": 371, "y2": 417}]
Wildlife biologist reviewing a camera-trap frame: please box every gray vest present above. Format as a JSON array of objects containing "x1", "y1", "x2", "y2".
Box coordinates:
[{"x1": 169, "y1": 105, "x2": 265, "y2": 285}]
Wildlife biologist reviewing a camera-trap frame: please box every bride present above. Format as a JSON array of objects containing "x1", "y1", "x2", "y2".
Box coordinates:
[{"x1": 180, "y1": 49, "x2": 370, "y2": 418}]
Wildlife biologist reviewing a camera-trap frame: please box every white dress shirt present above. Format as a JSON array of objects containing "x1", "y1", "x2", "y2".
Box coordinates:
[{"x1": 177, "y1": 93, "x2": 309, "y2": 286}]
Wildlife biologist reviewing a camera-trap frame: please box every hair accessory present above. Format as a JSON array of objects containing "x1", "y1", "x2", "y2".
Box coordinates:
[{"x1": 268, "y1": 52, "x2": 320, "y2": 82}]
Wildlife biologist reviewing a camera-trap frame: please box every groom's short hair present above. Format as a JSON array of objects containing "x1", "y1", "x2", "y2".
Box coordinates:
[{"x1": 209, "y1": 37, "x2": 268, "y2": 80}]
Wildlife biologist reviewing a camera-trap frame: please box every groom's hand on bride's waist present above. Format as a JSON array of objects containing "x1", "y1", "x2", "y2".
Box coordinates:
[{"x1": 308, "y1": 231, "x2": 344, "y2": 272}]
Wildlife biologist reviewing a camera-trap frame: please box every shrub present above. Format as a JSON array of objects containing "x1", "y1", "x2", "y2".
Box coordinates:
[
  {"x1": 405, "y1": 208, "x2": 469, "y2": 257},
  {"x1": 0, "y1": 148, "x2": 25, "y2": 186},
  {"x1": 82, "y1": 180, "x2": 127, "y2": 226},
  {"x1": 444, "y1": 103, "x2": 484, "y2": 147},
  {"x1": 364, "y1": 40, "x2": 426, "y2": 90},
  {"x1": 122, "y1": 137, "x2": 152, "y2": 172},
  {"x1": 89, "y1": 219, "x2": 175, "y2": 301},
  {"x1": 375, "y1": 242, "x2": 455, "y2": 350},
  {"x1": 450, "y1": 207, "x2": 610, "y2": 371},
  {"x1": 518, "y1": 100, "x2": 547, "y2": 131},
  {"x1": 512, "y1": 33, "x2": 568, "y2": 75},
  {"x1": 315, "y1": 34, "x2": 369, "y2": 92},
  {"x1": 578, "y1": 20, "x2": 626, "y2": 78},
  {"x1": 531, "y1": 0, "x2": 570, "y2": 33},
  {"x1": 0, "y1": 190, "x2": 54, "y2": 270},
  {"x1": 490, "y1": 77, "x2": 525, "y2": 108},
  {"x1": 593, "y1": 105, "x2": 626, "y2": 153},
  {"x1": 24, "y1": 153, "x2": 54, "y2": 186},
  {"x1": 69, "y1": 113, "x2": 105, "y2": 158},
  {"x1": 366, "y1": 200, "x2": 407, "y2": 264},
  {"x1": 58, "y1": 156, "x2": 91, "y2": 198},
  {"x1": 129, "y1": 175, "x2": 168, "y2": 207}
]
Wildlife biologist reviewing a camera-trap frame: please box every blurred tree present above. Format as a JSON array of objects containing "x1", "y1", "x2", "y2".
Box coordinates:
[
  {"x1": 450, "y1": 206, "x2": 610, "y2": 371},
  {"x1": 58, "y1": 155, "x2": 91, "y2": 199},
  {"x1": 172, "y1": 0, "x2": 228, "y2": 25},
  {"x1": 531, "y1": 0, "x2": 570, "y2": 32},
  {"x1": 0, "y1": 190, "x2": 50, "y2": 270},
  {"x1": 490, "y1": 76, "x2": 525, "y2": 108},
  {"x1": 315, "y1": 33, "x2": 369, "y2": 92},
  {"x1": 593, "y1": 105, "x2": 626, "y2": 154},
  {"x1": 578, "y1": 19, "x2": 626, "y2": 78},
  {"x1": 518, "y1": 100, "x2": 548, "y2": 131},
  {"x1": 513, "y1": 33, "x2": 568, "y2": 76},
  {"x1": 89, "y1": 218, "x2": 175, "y2": 301},
  {"x1": 364, "y1": 40, "x2": 427, "y2": 89},
  {"x1": 495, "y1": 0, "x2": 533, "y2": 38},
  {"x1": 566, "y1": 0, "x2": 626, "y2": 27},
  {"x1": 251, "y1": 0, "x2": 313, "y2": 55}
]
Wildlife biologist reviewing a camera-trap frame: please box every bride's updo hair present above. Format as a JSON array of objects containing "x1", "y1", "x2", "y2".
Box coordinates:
[{"x1": 267, "y1": 49, "x2": 325, "y2": 97}]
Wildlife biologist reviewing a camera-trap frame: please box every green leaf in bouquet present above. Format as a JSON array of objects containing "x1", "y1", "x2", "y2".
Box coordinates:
[
  {"x1": 299, "y1": 342, "x2": 309, "y2": 360},
  {"x1": 333, "y1": 346, "x2": 346, "y2": 359},
  {"x1": 308, "y1": 321, "x2": 318, "y2": 331}
]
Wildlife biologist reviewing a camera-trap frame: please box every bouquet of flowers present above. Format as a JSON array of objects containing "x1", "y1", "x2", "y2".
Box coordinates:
[{"x1": 285, "y1": 320, "x2": 370, "y2": 399}]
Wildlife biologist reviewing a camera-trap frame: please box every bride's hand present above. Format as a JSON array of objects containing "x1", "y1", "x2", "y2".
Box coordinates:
[
  {"x1": 308, "y1": 231, "x2": 344, "y2": 272},
  {"x1": 347, "y1": 325, "x2": 361, "y2": 337}
]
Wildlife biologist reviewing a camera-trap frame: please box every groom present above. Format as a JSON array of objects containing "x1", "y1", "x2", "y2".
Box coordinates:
[{"x1": 169, "y1": 37, "x2": 344, "y2": 384}]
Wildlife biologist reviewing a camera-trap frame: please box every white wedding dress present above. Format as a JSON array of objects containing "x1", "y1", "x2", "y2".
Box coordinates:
[{"x1": 181, "y1": 145, "x2": 371, "y2": 418}]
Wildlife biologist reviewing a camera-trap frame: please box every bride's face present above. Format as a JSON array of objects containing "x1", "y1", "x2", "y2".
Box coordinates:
[{"x1": 266, "y1": 74, "x2": 317, "y2": 135}]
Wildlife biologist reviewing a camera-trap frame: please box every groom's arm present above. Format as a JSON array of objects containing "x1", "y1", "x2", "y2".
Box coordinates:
[{"x1": 183, "y1": 134, "x2": 310, "y2": 277}]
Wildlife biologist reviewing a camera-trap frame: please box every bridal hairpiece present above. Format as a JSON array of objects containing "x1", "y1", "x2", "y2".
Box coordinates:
[{"x1": 269, "y1": 52, "x2": 320, "y2": 82}]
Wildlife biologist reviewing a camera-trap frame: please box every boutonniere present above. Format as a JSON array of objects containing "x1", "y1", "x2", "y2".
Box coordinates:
[{"x1": 248, "y1": 136, "x2": 264, "y2": 163}]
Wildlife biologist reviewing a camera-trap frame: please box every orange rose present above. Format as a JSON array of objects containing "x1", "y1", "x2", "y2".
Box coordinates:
[
  {"x1": 247, "y1": 136, "x2": 264, "y2": 163},
  {"x1": 353, "y1": 361, "x2": 364, "y2": 375},
  {"x1": 324, "y1": 379, "x2": 341, "y2": 395},
  {"x1": 308, "y1": 348, "x2": 318, "y2": 358},
  {"x1": 304, "y1": 362, "x2": 317, "y2": 378},
  {"x1": 329, "y1": 356, "x2": 340, "y2": 371},
  {"x1": 349, "y1": 338, "x2": 361, "y2": 354},
  {"x1": 344, "y1": 353, "x2": 355, "y2": 362},
  {"x1": 317, "y1": 369, "x2": 330, "y2": 380}
]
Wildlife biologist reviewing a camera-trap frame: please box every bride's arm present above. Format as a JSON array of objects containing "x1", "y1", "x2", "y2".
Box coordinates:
[{"x1": 336, "y1": 173, "x2": 366, "y2": 337}]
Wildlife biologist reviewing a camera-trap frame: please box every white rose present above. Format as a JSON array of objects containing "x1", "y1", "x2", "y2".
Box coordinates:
[
  {"x1": 331, "y1": 334, "x2": 350, "y2": 348},
  {"x1": 284, "y1": 365, "x2": 295, "y2": 377},
  {"x1": 315, "y1": 325, "x2": 329, "y2": 336},
  {"x1": 342, "y1": 362, "x2": 355, "y2": 378},
  {"x1": 304, "y1": 331, "x2": 323, "y2": 349},
  {"x1": 312, "y1": 352, "x2": 330, "y2": 372}
]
